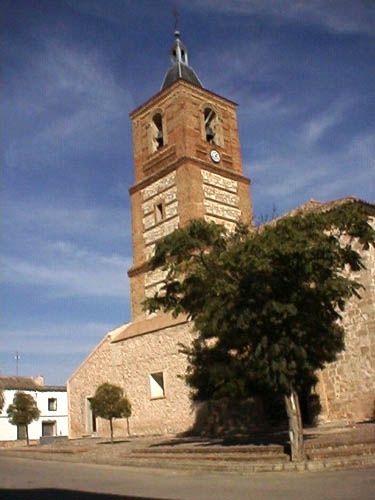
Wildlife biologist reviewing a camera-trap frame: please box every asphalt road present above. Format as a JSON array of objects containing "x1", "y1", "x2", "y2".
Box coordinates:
[{"x1": 0, "y1": 456, "x2": 374, "y2": 500}]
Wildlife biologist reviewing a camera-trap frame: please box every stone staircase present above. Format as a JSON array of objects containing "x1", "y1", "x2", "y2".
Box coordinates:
[
  {"x1": 118, "y1": 435, "x2": 375, "y2": 472},
  {"x1": 122, "y1": 444, "x2": 289, "y2": 472},
  {"x1": 306, "y1": 442, "x2": 375, "y2": 460}
]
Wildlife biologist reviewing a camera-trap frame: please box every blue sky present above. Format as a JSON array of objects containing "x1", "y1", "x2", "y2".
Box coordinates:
[{"x1": 1, "y1": 0, "x2": 374, "y2": 385}]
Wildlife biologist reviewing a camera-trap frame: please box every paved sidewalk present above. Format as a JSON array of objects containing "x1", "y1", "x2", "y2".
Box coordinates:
[{"x1": 1, "y1": 421, "x2": 374, "y2": 473}]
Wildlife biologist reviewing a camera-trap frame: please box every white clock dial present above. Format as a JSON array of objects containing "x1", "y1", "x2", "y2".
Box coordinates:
[{"x1": 210, "y1": 149, "x2": 221, "y2": 163}]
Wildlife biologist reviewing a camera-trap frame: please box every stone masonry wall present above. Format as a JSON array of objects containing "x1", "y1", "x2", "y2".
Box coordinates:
[
  {"x1": 67, "y1": 329, "x2": 128, "y2": 439},
  {"x1": 201, "y1": 169, "x2": 242, "y2": 231},
  {"x1": 316, "y1": 228, "x2": 375, "y2": 422},
  {"x1": 141, "y1": 171, "x2": 179, "y2": 260},
  {"x1": 114, "y1": 322, "x2": 196, "y2": 436},
  {"x1": 68, "y1": 322, "x2": 197, "y2": 438}
]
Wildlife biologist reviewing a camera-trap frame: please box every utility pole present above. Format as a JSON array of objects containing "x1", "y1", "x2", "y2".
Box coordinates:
[{"x1": 14, "y1": 351, "x2": 20, "y2": 376}]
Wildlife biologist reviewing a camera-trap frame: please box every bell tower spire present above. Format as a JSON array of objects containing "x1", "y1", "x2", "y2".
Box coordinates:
[
  {"x1": 161, "y1": 30, "x2": 203, "y2": 90},
  {"x1": 171, "y1": 30, "x2": 188, "y2": 66}
]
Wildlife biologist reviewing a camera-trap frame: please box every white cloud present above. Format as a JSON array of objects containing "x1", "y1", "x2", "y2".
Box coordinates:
[
  {"x1": 247, "y1": 154, "x2": 329, "y2": 199},
  {"x1": 247, "y1": 127, "x2": 374, "y2": 214},
  {"x1": 181, "y1": 0, "x2": 374, "y2": 35},
  {"x1": 3, "y1": 39, "x2": 133, "y2": 171},
  {"x1": 3, "y1": 199, "x2": 132, "y2": 247},
  {"x1": 196, "y1": 39, "x2": 282, "y2": 96},
  {"x1": 303, "y1": 97, "x2": 353, "y2": 145},
  {"x1": 0, "y1": 321, "x2": 115, "y2": 356},
  {"x1": 2, "y1": 240, "x2": 131, "y2": 299},
  {"x1": 0, "y1": 320, "x2": 121, "y2": 384}
]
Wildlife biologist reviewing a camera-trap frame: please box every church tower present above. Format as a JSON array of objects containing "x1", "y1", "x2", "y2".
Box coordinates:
[{"x1": 128, "y1": 31, "x2": 253, "y2": 322}]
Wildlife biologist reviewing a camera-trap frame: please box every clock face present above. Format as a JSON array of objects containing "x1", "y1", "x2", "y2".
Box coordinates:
[{"x1": 210, "y1": 149, "x2": 221, "y2": 163}]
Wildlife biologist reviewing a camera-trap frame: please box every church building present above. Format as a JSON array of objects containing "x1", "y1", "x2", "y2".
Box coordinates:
[{"x1": 67, "y1": 32, "x2": 375, "y2": 439}]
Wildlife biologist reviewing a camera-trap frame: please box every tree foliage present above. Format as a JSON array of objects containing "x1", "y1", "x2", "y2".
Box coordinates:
[
  {"x1": 144, "y1": 201, "x2": 374, "y2": 461},
  {"x1": 0, "y1": 387, "x2": 4, "y2": 412},
  {"x1": 7, "y1": 392, "x2": 41, "y2": 445},
  {"x1": 90, "y1": 383, "x2": 132, "y2": 442}
]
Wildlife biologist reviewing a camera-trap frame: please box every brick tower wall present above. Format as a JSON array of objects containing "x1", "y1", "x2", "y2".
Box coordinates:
[{"x1": 128, "y1": 80, "x2": 253, "y2": 321}]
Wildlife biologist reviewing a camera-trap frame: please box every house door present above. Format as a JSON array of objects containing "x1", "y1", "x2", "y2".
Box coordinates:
[
  {"x1": 42, "y1": 421, "x2": 56, "y2": 436},
  {"x1": 92, "y1": 410, "x2": 97, "y2": 432},
  {"x1": 87, "y1": 398, "x2": 97, "y2": 433}
]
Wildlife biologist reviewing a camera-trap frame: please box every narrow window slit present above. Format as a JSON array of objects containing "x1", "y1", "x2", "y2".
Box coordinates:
[{"x1": 155, "y1": 202, "x2": 165, "y2": 223}]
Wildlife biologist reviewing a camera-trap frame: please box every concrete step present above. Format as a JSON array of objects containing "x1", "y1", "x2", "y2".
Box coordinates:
[
  {"x1": 305, "y1": 454, "x2": 375, "y2": 472},
  {"x1": 127, "y1": 439, "x2": 375, "y2": 467},
  {"x1": 132, "y1": 444, "x2": 285, "y2": 454},
  {"x1": 127, "y1": 443, "x2": 289, "y2": 466},
  {"x1": 129, "y1": 451, "x2": 290, "y2": 463},
  {"x1": 121, "y1": 457, "x2": 289, "y2": 473},
  {"x1": 306, "y1": 442, "x2": 375, "y2": 460},
  {"x1": 120, "y1": 453, "x2": 375, "y2": 473},
  {"x1": 304, "y1": 433, "x2": 375, "y2": 449}
]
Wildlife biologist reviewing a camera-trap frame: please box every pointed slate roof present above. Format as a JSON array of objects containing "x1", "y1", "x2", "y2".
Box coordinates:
[{"x1": 161, "y1": 30, "x2": 203, "y2": 91}]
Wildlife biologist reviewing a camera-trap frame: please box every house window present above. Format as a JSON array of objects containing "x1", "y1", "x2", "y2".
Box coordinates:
[
  {"x1": 154, "y1": 201, "x2": 165, "y2": 223},
  {"x1": 48, "y1": 398, "x2": 57, "y2": 411},
  {"x1": 150, "y1": 372, "x2": 165, "y2": 399},
  {"x1": 151, "y1": 113, "x2": 164, "y2": 152},
  {"x1": 42, "y1": 421, "x2": 56, "y2": 437}
]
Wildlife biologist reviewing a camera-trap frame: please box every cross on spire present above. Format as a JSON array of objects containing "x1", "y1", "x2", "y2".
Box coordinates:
[{"x1": 173, "y1": 7, "x2": 179, "y2": 31}]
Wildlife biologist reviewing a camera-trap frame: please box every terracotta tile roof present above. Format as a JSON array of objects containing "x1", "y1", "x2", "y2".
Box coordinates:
[
  {"x1": 281, "y1": 196, "x2": 375, "y2": 218},
  {"x1": 267, "y1": 197, "x2": 375, "y2": 227},
  {"x1": 0, "y1": 376, "x2": 65, "y2": 392},
  {"x1": 111, "y1": 313, "x2": 189, "y2": 344}
]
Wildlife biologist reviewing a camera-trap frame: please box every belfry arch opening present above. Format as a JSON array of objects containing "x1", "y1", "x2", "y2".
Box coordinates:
[
  {"x1": 204, "y1": 107, "x2": 217, "y2": 144},
  {"x1": 151, "y1": 113, "x2": 164, "y2": 152}
]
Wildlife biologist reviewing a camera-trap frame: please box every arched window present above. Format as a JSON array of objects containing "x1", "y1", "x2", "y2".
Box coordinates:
[
  {"x1": 204, "y1": 107, "x2": 218, "y2": 144},
  {"x1": 151, "y1": 112, "x2": 164, "y2": 152}
]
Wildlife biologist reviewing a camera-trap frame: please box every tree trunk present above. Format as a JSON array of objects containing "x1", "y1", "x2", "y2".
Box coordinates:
[
  {"x1": 284, "y1": 389, "x2": 305, "y2": 462},
  {"x1": 109, "y1": 418, "x2": 113, "y2": 444},
  {"x1": 126, "y1": 417, "x2": 130, "y2": 436},
  {"x1": 26, "y1": 424, "x2": 29, "y2": 447}
]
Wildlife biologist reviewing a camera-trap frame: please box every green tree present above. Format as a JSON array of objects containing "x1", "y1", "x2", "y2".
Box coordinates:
[
  {"x1": 144, "y1": 202, "x2": 374, "y2": 462},
  {"x1": 7, "y1": 392, "x2": 41, "y2": 445},
  {"x1": 90, "y1": 383, "x2": 132, "y2": 443},
  {"x1": 0, "y1": 387, "x2": 4, "y2": 412}
]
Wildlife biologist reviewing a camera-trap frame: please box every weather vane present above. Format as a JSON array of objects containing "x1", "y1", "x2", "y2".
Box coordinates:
[{"x1": 173, "y1": 7, "x2": 179, "y2": 31}]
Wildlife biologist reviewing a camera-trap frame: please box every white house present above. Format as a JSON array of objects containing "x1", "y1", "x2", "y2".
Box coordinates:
[{"x1": 0, "y1": 376, "x2": 68, "y2": 442}]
